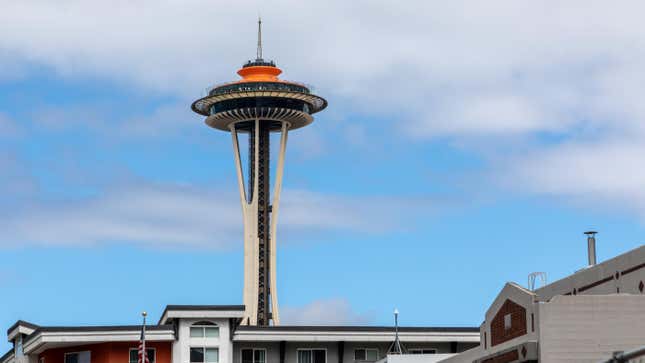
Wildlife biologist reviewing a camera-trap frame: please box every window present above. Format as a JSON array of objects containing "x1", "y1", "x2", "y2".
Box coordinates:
[
  {"x1": 190, "y1": 348, "x2": 219, "y2": 363},
  {"x1": 129, "y1": 348, "x2": 156, "y2": 363},
  {"x1": 65, "y1": 352, "x2": 91, "y2": 363},
  {"x1": 504, "y1": 314, "x2": 512, "y2": 330},
  {"x1": 241, "y1": 349, "x2": 266, "y2": 363},
  {"x1": 354, "y1": 349, "x2": 378, "y2": 361},
  {"x1": 190, "y1": 322, "x2": 219, "y2": 338},
  {"x1": 408, "y1": 349, "x2": 436, "y2": 355},
  {"x1": 297, "y1": 349, "x2": 326, "y2": 363}
]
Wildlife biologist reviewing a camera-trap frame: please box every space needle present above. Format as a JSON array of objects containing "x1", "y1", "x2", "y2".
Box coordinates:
[{"x1": 191, "y1": 19, "x2": 327, "y2": 326}]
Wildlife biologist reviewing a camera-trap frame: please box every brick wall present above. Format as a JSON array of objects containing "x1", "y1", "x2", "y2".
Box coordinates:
[{"x1": 490, "y1": 299, "x2": 526, "y2": 347}]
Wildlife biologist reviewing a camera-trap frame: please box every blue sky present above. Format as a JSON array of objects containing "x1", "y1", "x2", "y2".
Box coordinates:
[{"x1": 2, "y1": 0, "x2": 645, "y2": 353}]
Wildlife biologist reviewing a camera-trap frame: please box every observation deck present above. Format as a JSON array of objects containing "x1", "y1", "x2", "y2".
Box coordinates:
[{"x1": 191, "y1": 60, "x2": 327, "y2": 132}]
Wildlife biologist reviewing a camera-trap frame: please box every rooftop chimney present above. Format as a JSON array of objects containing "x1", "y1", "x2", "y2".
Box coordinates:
[{"x1": 584, "y1": 231, "x2": 597, "y2": 266}]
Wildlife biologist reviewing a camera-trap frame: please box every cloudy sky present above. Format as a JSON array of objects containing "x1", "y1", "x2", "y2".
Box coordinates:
[{"x1": 2, "y1": 0, "x2": 645, "y2": 352}]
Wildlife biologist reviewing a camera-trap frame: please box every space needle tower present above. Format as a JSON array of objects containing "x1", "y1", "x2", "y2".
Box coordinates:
[{"x1": 191, "y1": 19, "x2": 327, "y2": 326}]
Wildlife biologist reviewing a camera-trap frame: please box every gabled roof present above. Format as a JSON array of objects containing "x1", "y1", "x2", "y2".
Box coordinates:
[{"x1": 484, "y1": 282, "x2": 536, "y2": 321}]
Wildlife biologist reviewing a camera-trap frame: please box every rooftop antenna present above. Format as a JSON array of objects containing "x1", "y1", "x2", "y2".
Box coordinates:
[
  {"x1": 528, "y1": 272, "x2": 547, "y2": 291},
  {"x1": 256, "y1": 16, "x2": 263, "y2": 60},
  {"x1": 388, "y1": 308, "x2": 406, "y2": 354}
]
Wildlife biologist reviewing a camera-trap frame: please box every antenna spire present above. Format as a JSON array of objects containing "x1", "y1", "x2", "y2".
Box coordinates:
[{"x1": 257, "y1": 17, "x2": 263, "y2": 60}]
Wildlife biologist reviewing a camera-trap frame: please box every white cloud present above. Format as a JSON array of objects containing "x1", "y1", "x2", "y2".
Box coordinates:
[
  {"x1": 1, "y1": 0, "x2": 644, "y2": 138},
  {"x1": 502, "y1": 139, "x2": 645, "y2": 219},
  {"x1": 3, "y1": 1, "x2": 645, "y2": 223},
  {"x1": 0, "y1": 182, "x2": 428, "y2": 249},
  {"x1": 281, "y1": 298, "x2": 372, "y2": 325}
]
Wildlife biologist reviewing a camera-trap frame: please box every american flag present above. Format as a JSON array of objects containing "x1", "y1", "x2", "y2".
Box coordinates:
[{"x1": 138, "y1": 317, "x2": 149, "y2": 363}]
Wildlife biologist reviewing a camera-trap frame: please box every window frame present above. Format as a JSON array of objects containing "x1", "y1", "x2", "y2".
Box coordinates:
[
  {"x1": 296, "y1": 348, "x2": 327, "y2": 363},
  {"x1": 240, "y1": 348, "x2": 267, "y2": 363},
  {"x1": 64, "y1": 351, "x2": 91, "y2": 363},
  {"x1": 128, "y1": 347, "x2": 157, "y2": 363},
  {"x1": 189, "y1": 347, "x2": 219, "y2": 363},
  {"x1": 503, "y1": 313, "x2": 512, "y2": 330},
  {"x1": 190, "y1": 322, "x2": 220, "y2": 339},
  {"x1": 353, "y1": 348, "x2": 379, "y2": 362}
]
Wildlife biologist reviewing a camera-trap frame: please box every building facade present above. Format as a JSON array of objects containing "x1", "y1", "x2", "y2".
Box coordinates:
[
  {"x1": 441, "y1": 244, "x2": 645, "y2": 363},
  {"x1": 1, "y1": 307, "x2": 479, "y2": 363}
]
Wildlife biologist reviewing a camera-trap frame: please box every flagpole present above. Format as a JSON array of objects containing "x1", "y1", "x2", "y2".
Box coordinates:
[{"x1": 142, "y1": 311, "x2": 147, "y2": 363}]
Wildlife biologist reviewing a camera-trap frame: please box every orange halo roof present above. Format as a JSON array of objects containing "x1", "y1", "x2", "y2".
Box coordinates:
[{"x1": 237, "y1": 65, "x2": 283, "y2": 82}]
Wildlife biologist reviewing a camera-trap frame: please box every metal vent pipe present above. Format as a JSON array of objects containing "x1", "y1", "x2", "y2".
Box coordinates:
[{"x1": 584, "y1": 231, "x2": 598, "y2": 266}]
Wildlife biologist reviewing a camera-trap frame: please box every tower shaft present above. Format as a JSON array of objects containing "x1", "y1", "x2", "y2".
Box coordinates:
[
  {"x1": 247, "y1": 121, "x2": 271, "y2": 325},
  {"x1": 231, "y1": 119, "x2": 288, "y2": 326}
]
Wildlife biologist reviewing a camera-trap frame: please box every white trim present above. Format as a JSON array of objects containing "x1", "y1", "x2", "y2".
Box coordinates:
[
  {"x1": 295, "y1": 348, "x2": 327, "y2": 363},
  {"x1": 233, "y1": 330, "x2": 480, "y2": 343},
  {"x1": 8, "y1": 326, "x2": 37, "y2": 342},
  {"x1": 160, "y1": 309, "x2": 244, "y2": 324},
  {"x1": 128, "y1": 347, "x2": 157, "y2": 363},
  {"x1": 23, "y1": 330, "x2": 175, "y2": 354}
]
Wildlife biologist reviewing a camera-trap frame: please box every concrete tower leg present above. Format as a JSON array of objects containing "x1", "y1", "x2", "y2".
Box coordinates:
[{"x1": 269, "y1": 121, "x2": 288, "y2": 325}]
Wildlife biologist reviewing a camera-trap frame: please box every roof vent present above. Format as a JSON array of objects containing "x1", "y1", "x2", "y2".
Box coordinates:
[{"x1": 584, "y1": 231, "x2": 598, "y2": 266}]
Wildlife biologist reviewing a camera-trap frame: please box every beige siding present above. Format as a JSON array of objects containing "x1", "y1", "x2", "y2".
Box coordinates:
[{"x1": 539, "y1": 295, "x2": 645, "y2": 363}]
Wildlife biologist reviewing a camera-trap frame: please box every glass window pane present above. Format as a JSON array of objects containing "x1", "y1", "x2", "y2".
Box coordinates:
[
  {"x1": 190, "y1": 348, "x2": 204, "y2": 363},
  {"x1": 147, "y1": 349, "x2": 156, "y2": 363},
  {"x1": 130, "y1": 350, "x2": 138, "y2": 363},
  {"x1": 242, "y1": 350, "x2": 253, "y2": 363},
  {"x1": 78, "y1": 351, "x2": 90, "y2": 363},
  {"x1": 298, "y1": 351, "x2": 311, "y2": 363},
  {"x1": 354, "y1": 350, "x2": 365, "y2": 361},
  {"x1": 254, "y1": 350, "x2": 265, "y2": 363},
  {"x1": 65, "y1": 354, "x2": 78, "y2": 363},
  {"x1": 205, "y1": 327, "x2": 219, "y2": 338},
  {"x1": 191, "y1": 327, "x2": 205, "y2": 338},
  {"x1": 313, "y1": 350, "x2": 326, "y2": 363},
  {"x1": 366, "y1": 350, "x2": 377, "y2": 361},
  {"x1": 205, "y1": 348, "x2": 218, "y2": 363}
]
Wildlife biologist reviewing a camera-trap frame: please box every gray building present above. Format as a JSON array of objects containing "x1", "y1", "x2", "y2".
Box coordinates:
[{"x1": 441, "y1": 243, "x2": 645, "y2": 363}]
